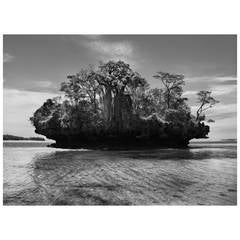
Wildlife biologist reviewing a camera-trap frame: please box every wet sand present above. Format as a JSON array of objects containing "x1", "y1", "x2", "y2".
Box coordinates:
[{"x1": 3, "y1": 142, "x2": 237, "y2": 205}]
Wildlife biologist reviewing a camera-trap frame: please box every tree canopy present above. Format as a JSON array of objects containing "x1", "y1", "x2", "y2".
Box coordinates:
[
  {"x1": 196, "y1": 90, "x2": 219, "y2": 122},
  {"x1": 30, "y1": 60, "x2": 219, "y2": 148}
]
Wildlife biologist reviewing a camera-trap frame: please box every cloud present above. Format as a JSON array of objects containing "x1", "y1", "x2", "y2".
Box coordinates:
[
  {"x1": 216, "y1": 79, "x2": 237, "y2": 85},
  {"x1": 214, "y1": 76, "x2": 237, "y2": 84},
  {"x1": 183, "y1": 85, "x2": 236, "y2": 102},
  {"x1": 185, "y1": 75, "x2": 237, "y2": 85},
  {"x1": 3, "y1": 53, "x2": 15, "y2": 63},
  {"x1": 3, "y1": 88, "x2": 57, "y2": 137},
  {"x1": 191, "y1": 103, "x2": 237, "y2": 120},
  {"x1": 33, "y1": 80, "x2": 53, "y2": 88},
  {"x1": 182, "y1": 90, "x2": 198, "y2": 97},
  {"x1": 210, "y1": 84, "x2": 236, "y2": 96},
  {"x1": 87, "y1": 40, "x2": 133, "y2": 59},
  {"x1": 4, "y1": 78, "x2": 58, "y2": 93},
  {"x1": 184, "y1": 75, "x2": 237, "y2": 102},
  {"x1": 211, "y1": 111, "x2": 236, "y2": 120},
  {"x1": 74, "y1": 36, "x2": 137, "y2": 68},
  {"x1": 209, "y1": 103, "x2": 237, "y2": 117}
]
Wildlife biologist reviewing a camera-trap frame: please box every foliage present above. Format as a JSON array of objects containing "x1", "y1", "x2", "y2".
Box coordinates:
[
  {"x1": 30, "y1": 60, "x2": 219, "y2": 147},
  {"x1": 196, "y1": 90, "x2": 219, "y2": 122},
  {"x1": 153, "y1": 72, "x2": 186, "y2": 109}
]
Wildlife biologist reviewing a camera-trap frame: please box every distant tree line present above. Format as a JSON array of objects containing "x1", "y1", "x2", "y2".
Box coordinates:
[{"x1": 3, "y1": 134, "x2": 45, "y2": 141}]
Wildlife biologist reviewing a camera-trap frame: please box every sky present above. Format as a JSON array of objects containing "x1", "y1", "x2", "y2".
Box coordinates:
[{"x1": 3, "y1": 35, "x2": 237, "y2": 140}]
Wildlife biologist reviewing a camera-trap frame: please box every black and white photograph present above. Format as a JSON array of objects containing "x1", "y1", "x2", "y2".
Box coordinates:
[
  {"x1": 0, "y1": 1, "x2": 239, "y2": 240},
  {"x1": 3, "y1": 35, "x2": 237, "y2": 205}
]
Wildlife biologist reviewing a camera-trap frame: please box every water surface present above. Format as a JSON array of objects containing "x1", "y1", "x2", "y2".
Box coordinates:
[{"x1": 3, "y1": 141, "x2": 237, "y2": 205}]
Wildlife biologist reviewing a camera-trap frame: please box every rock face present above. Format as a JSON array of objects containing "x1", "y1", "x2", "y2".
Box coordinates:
[{"x1": 32, "y1": 100, "x2": 209, "y2": 149}]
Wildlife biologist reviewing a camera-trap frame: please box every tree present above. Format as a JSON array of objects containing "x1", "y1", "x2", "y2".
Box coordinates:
[
  {"x1": 96, "y1": 60, "x2": 146, "y2": 128},
  {"x1": 30, "y1": 60, "x2": 214, "y2": 147},
  {"x1": 196, "y1": 91, "x2": 219, "y2": 122},
  {"x1": 139, "y1": 88, "x2": 164, "y2": 116},
  {"x1": 153, "y1": 72, "x2": 185, "y2": 109},
  {"x1": 60, "y1": 60, "x2": 147, "y2": 130},
  {"x1": 60, "y1": 66, "x2": 102, "y2": 113},
  {"x1": 30, "y1": 97, "x2": 62, "y2": 137},
  {"x1": 127, "y1": 73, "x2": 149, "y2": 116}
]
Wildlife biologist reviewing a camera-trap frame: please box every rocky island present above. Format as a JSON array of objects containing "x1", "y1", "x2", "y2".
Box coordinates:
[{"x1": 30, "y1": 60, "x2": 218, "y2": 149}]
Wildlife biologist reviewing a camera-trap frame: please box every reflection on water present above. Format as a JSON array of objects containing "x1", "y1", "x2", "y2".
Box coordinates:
[{"x1": 3, "y1": 141, "x2": 237, "y2": 205}]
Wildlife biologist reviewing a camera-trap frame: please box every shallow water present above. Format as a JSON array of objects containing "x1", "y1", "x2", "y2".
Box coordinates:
[{"x1": 3, "y1": 141, "x2": 237, "y2": 205}]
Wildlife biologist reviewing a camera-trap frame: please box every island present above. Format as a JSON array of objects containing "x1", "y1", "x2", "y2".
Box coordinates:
[
  {"x1": 3, "y1": 134, "x2": 45, "y2": 141},
  {"x1": 30, "y1": 60, "x2": 218, "y2": 149}
]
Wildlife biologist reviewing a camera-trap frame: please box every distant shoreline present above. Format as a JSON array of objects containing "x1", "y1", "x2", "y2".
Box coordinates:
[
  {"x1": 190, "y1": 139, "x2": 237, "y2": 144},
  {"x1": 3, "y1": 140, "x2": 50, "y2": 142},
  {"x1": 3, "y1": 134, "x2": 45, "y2": 141}
]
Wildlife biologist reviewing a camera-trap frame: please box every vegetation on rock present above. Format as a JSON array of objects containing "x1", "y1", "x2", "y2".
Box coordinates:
[{"x1": 30, "y1": 60, "x2": 218, "y2": 148}]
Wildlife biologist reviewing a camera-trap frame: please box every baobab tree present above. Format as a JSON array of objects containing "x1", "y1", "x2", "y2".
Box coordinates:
[{"x1": 97, "y1": 60, "x2": 146, "y2": 128}]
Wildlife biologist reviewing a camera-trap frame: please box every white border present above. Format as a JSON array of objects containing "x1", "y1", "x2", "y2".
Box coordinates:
[{"x1": 0, "y1": 1, "x2": 239, "y2": 240}]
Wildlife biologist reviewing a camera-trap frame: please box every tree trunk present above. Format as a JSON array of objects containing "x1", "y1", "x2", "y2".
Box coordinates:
[
  {"x1": 113, "y1": 92, "x2": 123, "y2": 130},
  {"x1": 103, "y1": 87, "x2": 113, "y2": 125},
  {"x1": 113, "y1": 91, "x2": 133, "y2": 131}
]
